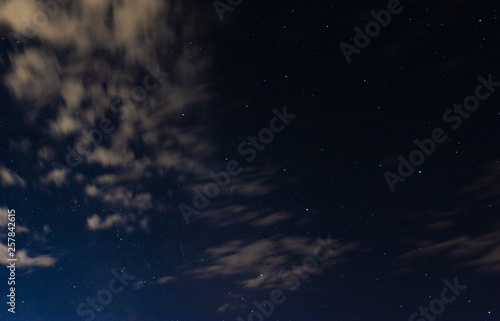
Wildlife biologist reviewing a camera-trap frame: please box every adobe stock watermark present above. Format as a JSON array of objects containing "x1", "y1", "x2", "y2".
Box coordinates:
[
  {"x1": 8, "y1": 0, "x2": 72, "y2": 53},
  {"x1": 408, "y1": 277, "x2": 467, "y2": 321},
  {"x1": 50, "y1": 65, "x2": 168, "y2": 181},
  {"x1": 236, "y1": 235, "x2": 341, "y2": 321},
  {"x1": 212, "y1": 0, "x2": 243, "y2": 21},
  {"x1": 384, "y1": 73, "x2": 500, "y2": 192},
  {"x1": 340, "y1": 0, "x2": 403, "y2": 64},
  {"x1": 76, "y1": 268, "x2": 136, "y2": 321},
  {"x1": 178, "y1": 106, "x2": 297, "y2": 225}
]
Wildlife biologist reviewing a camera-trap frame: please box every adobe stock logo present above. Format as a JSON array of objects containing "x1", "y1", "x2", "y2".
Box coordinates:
[
  {"x1": 212, "y1": 0, "x2": 243, "y2": 21},
  {"x1": 384, "y1": 73, "x2": 500, "y2": 192},
  {"x1": 408, "y1": 277, "x2": 467, "y2": 321},
  {"x1": 50, "y1": 65, "x2": 168, "y2": 182},
  {"x1": 340, "y1": 0, "x2": 403, "y2": 64},
  {"x1": 76, "y1": 268, "x2": 136, "y2": 321}
]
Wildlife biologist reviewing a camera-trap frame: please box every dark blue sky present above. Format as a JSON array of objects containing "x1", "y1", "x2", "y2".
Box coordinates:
[{"x1": 0, "y1": 0, "x2": 499, "y2": 320}]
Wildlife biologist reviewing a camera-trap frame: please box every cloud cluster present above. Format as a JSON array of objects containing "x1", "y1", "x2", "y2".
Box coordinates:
[
  {"x1": 85, "y1": 185, "x2": 152, "y2": 210},
  {"x1": 0, "y1": 243, "x2": 57, "y2": 268}
]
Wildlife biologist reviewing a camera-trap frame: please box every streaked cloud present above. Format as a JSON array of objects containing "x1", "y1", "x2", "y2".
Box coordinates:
[
  {"x1": 396, "y1": 162, "x2": 500, "y2": 275},
  {"x1": 85, "y1": 185, "x2": 152, "y2": 210},
  {"x1": 0, "y1": 208, "x2": 56, "y2": 269},
  {"x1": 86, "y1": 213, "x2": 135, "y2": 231},
  {"x1": 157, "y1": 276, "x2": 177, "y2": 284},
  {"x1": 0, "y1": 165, "x2": 27, "y2": 188},
  {"x1": 191, "y1": 235, "x2": 358, "y2": 290},
  {"x1": 0, "y1": 243, "x2": 57, "y2": 268}
]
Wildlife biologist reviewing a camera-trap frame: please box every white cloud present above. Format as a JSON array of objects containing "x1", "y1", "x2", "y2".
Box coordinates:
[
  {"x1": 157, "y1": 276, "x2": 177, "y2": 284},
  {"x1": 86, "y1": 213, "x2": 135, "y2": 231},
  {"x1": 84, "y1": 185, "x2": 152, "y2": 210},
  {"x1": 0, "y1": 208, "x2": 56, "y2": 269},
  {"x1": 39, "y1": 168, "x2": 70, "y2": 186},
  {"x1": 0, "y1": 243, "x2": 57, "y2": 268},
  {"x1": 0, "y1": 165, "x2": 27, "y2": 188}
]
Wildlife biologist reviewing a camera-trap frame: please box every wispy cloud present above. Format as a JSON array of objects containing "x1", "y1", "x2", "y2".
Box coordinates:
[
  {"x1": 396, "y1": 161, "x2": 500, "y2": 275},
  {"x1": 0, "y1": 208, "x2": 56, "y2": 269},
  {"x1": 191, "y1": 235, "x2": 357, "y2": 289},
  {"x1": 0, "y1": 165, "x2": 26, "y2": 188},
  {"x1": 86, "y1": 213, "x2": 135, "y2": 231},
  {"x1": 0, "y1": 243, "x2": 57, "y2": 268}
]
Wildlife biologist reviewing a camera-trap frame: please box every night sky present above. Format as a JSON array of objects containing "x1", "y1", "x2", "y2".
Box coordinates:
[{"x1": 0, "y1": 0, "x2": 499, "y2": 320}]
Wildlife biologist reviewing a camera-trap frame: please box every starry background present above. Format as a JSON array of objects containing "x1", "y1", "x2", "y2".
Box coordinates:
[{"x1": 0, "y1": 0, "x2": 499, "y2": 320}]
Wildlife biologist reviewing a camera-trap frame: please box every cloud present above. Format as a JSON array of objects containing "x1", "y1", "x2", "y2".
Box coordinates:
[
  {"x1": 0, "y1": 165, "x2": 27, "y2": 188},
  {"x1": 191, "y1": 236, "x2": 357, "y2": 290},
  {"x1": 4, "y1": 48, "x2": 60, "y2": 106},
  {"x1": 396, "y1": 162, "x2": 500, "y2": 275},
  {"x1": 0, "y1": 207, "x2": 28, "y2": 232},
  {"x1": 48, "y1": 109, "x2": 86, "y2": 138},
  {"x1": 253, "y1": 212, "x2": 291, "y2": 226},
  {"x1": 0, "y1": 208, "x2": 56, "y2": 269},
  {"x1": 1, "y1": 0, "x2": 214, "y2": 200},
  {"x1": 86, "y1": 213, "x2": 135, "y2": 231},
  {"x1": 157, "y1": 276, "x2": 177, "y2": 284},
  {"x1": 37, "y1": 146, "x2": 54, "y2": 161},
  {"x1": 460, "y1": 161, "x2": 500, "y2": 203},
  {"x1": 216, "y1": 303, "x2": 230, "y2": 313},
  {"x1": 39, "y1": 168, "x2": 70, "y2": 186},
  {"x1": 0, "y1": 243, "x2": 57, "y2": 268},
  {"x1": 87, "y1": 146, "x2": 135, "y2": 168},
  {"x1": 94, "y1": 174, "x2": 120, "y2": 184},
  {"x1": 139, "y1": 216, "x2": 150, "y2": 233},
  {"x1": 397, "y1": 227, "x2": 500, "y2": 276},
  {"x1": 8, "y1": 138, "x2": 31, "y2": 153},
  {"x1": 199, "y1": 205, "x2": 291, "y2": 228},
  {"x1": 0, "y1": 0, "x2": 220, "y2": 276},
  {"x1": 184, "y1": 166, "x2": 294, "y2": 226},
  {"x1": 85, "y1": 185, "x2": 152, "y2": 210}
]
